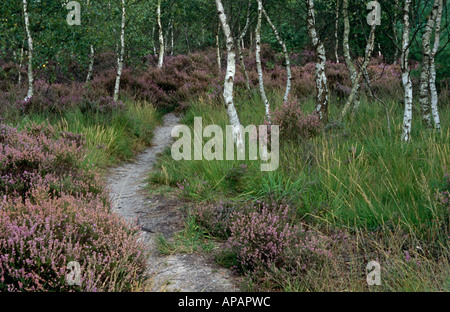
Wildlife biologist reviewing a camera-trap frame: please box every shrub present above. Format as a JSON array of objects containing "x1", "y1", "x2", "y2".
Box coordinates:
[
  {"x1": 0, "y1": 186, "x2": 147, "y2": 292},
  {"x1": 0, "y1": 122, "x2": 148, "y2": 292},
  {"x1": 226, "y1": 201, "x2": 298, "y2": 272},
  {"x1": 225, "y1": 200, "x2": 333, "y2": 275},
  {"x1": 272, "y1": 100, "x2": 322, "y2": 142}
]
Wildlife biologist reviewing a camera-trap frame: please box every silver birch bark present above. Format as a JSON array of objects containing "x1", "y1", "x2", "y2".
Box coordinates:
[
  {"x1": 216, "y1": 20, "x2": 222, "y2": 73},
  {"x1": 17, "y1": 46, "x2": 24, "y2": 85},
  {"x1": 306, "y1": 0, "x2": 329, "y2": 123},
  {"x1": 401, "y1": 0, "x2": 413, "y2": 142},
  {"x1": 113, "y1": 0, "x2": 126, "y2": 102},
  {"x1": 237, "y1": 0, "x2": 251, "y2": 91},
  {"x1": 262, "y1": 7, "x2": 292, "y2": 104},
  {"x1": 419, "y1": 0, "x2": 439, "y2": 128},
  {"x1": 152, "y1": 24, "x2": 157, "y2": 55},
  {"x1": 256, "y1": 0, "x2": 271, "y2": 122},
  {"x1": 157, "y1": 0, "x2": 164, "y2": 68},
  {"x1": 342, "y1": 0, "x2": 359, "y2": 112},
  {"x1": 429, "y1": 0, "x2": 443, "y2": 132},
  {"x1": 86, "y1": 45, "x2": 94, "y2": 83},
  {"x1": 85, "y1": 0, "x2": 94, "y2": 83},
  {"x1": 392, "y1": 0, "x2": 399, "y2": 65},
  {"x1": 215, "y1": 0, "x2": 244, "y2": 149},
  {"x1": 22, "y1": 0, "x2": 34, "y2": 102},
  {"x1": 339, "y1": 23, "x2": 376, "y2": 121}
]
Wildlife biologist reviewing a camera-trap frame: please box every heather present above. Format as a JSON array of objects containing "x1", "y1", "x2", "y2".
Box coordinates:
[{"x1": 0, "y1": 122, "x2": 148, "y2": 291}]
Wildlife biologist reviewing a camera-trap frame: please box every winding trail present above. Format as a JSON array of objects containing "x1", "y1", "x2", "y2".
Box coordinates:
[{"x1": 106, "y1": 113, "x2": 238, "y2": 292}]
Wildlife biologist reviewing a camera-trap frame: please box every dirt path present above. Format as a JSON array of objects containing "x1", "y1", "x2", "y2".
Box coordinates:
[{"x1": 106, "y1": 113, "x2": 238, "y2": 292}]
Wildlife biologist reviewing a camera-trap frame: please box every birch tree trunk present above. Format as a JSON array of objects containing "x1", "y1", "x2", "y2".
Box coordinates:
[
  {"x1": 339, "y1": 23, "x2": 376, "y2": 121},
  {"x1": 306, "y1": 0, "x2": 329, "y2": 123},
  {"x1": 392, "y1": 0, "x2": 399, "y2": 65},
  {"x1": 85, "y1": 0, "x2": 94, "y2": 83},
  {"x1": 237, "y1": 0, "x2": 252, "y2": 91},
  {"x1": 401, "y1": 0, "x2": 413, "y2": 142},
  {"x1": 429, "y1": 0, "x2": 443, "y2": 132},
  {"x1": 262, "y1": 7, "x2": 291, "y2": 104},
  {"x1": 157, "y1": 0, "x2": 164, "y2": 68},
  {"x1": 86, "y1": 45, "x2": 95, "y2": 83},
  {"x1": 22, "y1": 0, "x2": 34, "y2": 102},
  {"x1": 419, "y1": 0, "x2": 439, "y2": 128},
  {"x1": 152, "y1": 24, "x2": 157, "y2": 55},
  {"x1": 17, "y1": 46, "x2": 24, "y2": 85},
  {"x1": 342, "y1": 0, "x2": 359, "y2": 112},
  {"x1": 216, "y1": 20, "x2": 222, "y2": 73},
  {"x1": 335, "y1": 0, "x2": 340, "y2": 63},
  {"x1": 215, "y1": 0, "x2": 244, "y2": 149},
  {"x1": 113, "y1": 0, "x2": 126, "y2": 102},
  {"x1": 256, "y1": 0, "x2": 271, "y2": 122}
]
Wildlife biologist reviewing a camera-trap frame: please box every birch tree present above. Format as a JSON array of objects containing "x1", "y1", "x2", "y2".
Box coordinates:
[
  {"x1": 342, "y1": 0, "x2": 359, "y2": 111},
  {"x1": 429, "y1": 0, "x2": 443, "y2": 132},
  {"x1": 335, "y1": 0, "x2": 340, "y2": 63},
  {"x1": 419, "y1": 0, "x2": 440, "y2": 129},
  {"x1": 113, "y1": 0, "x2": 126, "y2": 102},
  {"x1": 256, "y1": 0, "x2": 271, "y2": 121},
  {"x1": 262, "y1": 6, "x2": 292, "y2": 104},
  {"x1": 157, "y1": 0, "x2": 164, "y2": 68},
  {"x1": 339, "y1": 2, "x2": 377, "y2": 121},
  {"x1": 401, "y1": 0, "x2": 413, "y2": 142},
  {"x1": 22, "y1": 0, "x2": 34, "y2": 102},
  {"x1": 216, "y1": 20, "x2": 222, "y2": 73},
  {"x1": 215, "y1": 0, "x2": 244, "y2": 149},
  {"x1": 86, "y1": 0, "x2": 94, "y2": 83},
  {"x1": 306, "y1": 0, "x2": 329, "y2": 123},
  {"x1": 237, "y1": 0, "x2": 252, "y2": 91}
]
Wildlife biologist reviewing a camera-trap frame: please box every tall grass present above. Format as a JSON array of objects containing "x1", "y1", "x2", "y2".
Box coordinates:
[
  {"x1": 13, "y1": 100, "x2": 161, "y2": 168},
  {"x1": 149, "y1": 91, "x2": 449, "y2": 291}
]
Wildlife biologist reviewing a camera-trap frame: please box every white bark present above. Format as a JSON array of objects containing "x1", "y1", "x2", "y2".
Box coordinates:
[
  {"x1": 401, "y1": 0, "x2": 413, "y2": 142},
  {"x1": 262, "y1": 7, "x2": 291, "y2": 104},
  {"x1": 216, "y1": 20, "x2": 222, "y2": 73},
  {"x1": 256, "y1": 0, "x2": 271, "y2": 121},
  {"x1": 86, "y1": 45, "x2": 94, "y2": 83},
  {"x1": 237, "y1": 0, "x2": 252, "y2": 91},
  {"x1": 215, "y1": 0, "x2": 244, "y2": 149},
  {"x1": 342, "y1": 0, "x2": 360, "y2": 112},
  {"x1": 339, "y1": 23, "x2": 376, "y2": 121},
  {"x1": 17, "y1": 46, "x2": 24, "y2": 85},
  {"x1": 113, "y1": 0, "x2": 126, "y2": 102},
  {"x1": 392, "y1": 0, "x2": 399, "y2": 65},
  {"x1": 306, "y1": 0, "x2": 329, "y2": 123},
  {"x1": 419, "y1": 0, "x2": 439, "y2": 128},
  {"x1": 429, "y1": 0, "x2": 443, "y2": 132},
  {"x1": 22, "y1": 0, "x2": 34, "y2": 102},
  {"x1": 85, "y1": 0, "x2": 94, "y2": 83},
  {"x1": 152, "y1": 24, "x2": 157, "y2": 55},
  {"x1": 157, "y1": 0, "x2": 164, "y2": 68}
]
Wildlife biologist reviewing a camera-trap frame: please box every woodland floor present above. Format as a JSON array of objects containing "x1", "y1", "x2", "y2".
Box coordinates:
[{"x1": 105, "y1": 113, "x2": 239, "y2": 292}]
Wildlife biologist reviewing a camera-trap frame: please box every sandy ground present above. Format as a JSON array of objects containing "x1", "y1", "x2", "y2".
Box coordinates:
[{"x1": 106, "y1": 113, "x2": 238, "y2": 292}]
